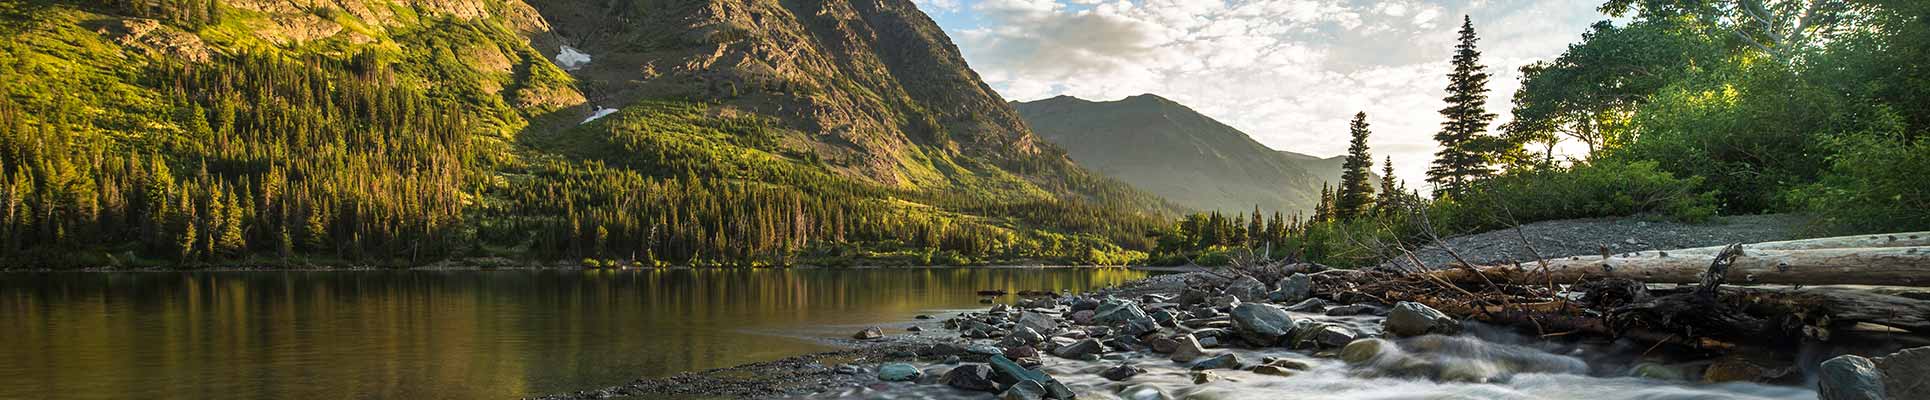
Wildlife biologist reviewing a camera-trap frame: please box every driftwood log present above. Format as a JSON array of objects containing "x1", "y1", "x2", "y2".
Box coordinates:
[{"x1": 1431, "y1": 233, "x2": 1930, "y2": 287}]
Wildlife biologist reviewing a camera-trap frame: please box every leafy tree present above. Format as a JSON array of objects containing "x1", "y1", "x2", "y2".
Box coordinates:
[
  {"x1": 1428, "y1": 16, "x2": 1499, "y2": 197},
  {"x1": 1504, "y1": 18, "x2": 1720, "y2": 161}
]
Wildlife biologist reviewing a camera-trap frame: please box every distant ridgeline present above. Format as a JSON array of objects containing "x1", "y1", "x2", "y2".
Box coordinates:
[{"x1": 0, "y1": 0, "x2": 1179, "y2": 267}]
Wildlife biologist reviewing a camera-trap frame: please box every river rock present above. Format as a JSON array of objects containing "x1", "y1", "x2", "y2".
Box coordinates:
[
  {"x1": 915, "y1": 314, "x2": 934, "y2": 320},
  {"x1": 1269, "y1": 274, "x2": 1312, "y2": 303},
  {"x1": 1052, "y1": 338, "x2": 1105, "y2": 359},
  {"x1": 1384, "y1": 302, "x2": 1461, "y2": 337},
  {"x1": 943, "y1": 363, "x2": 999, "y2": 392},
  {"x1": 1703, "y1": 357, "x2": 1786, "y2": 383},
  {"x1": 1325, "y1": 304, "x2": 1386, "y2": 316},
  {"x1": 1282, "y1": 298, "x2": 1331, "y2": 312},
  {"x1": 1150, "y1": 309, "x2": 1178, "y2": 326},
  {"x1": 1070, "y1": 310, "x2": 1097, "y2": 325},
  {"x1": 1147, "y1": 336, "x2": 1180, "y2": 353},
  {"x1": 1818, "y1": 354, "x2": 1887, "y2": 400},
  {"x1": 1000, "y1": 380, "x2": 1047, "y2": 400},
  {"x1": 1250, "y1": 365, "x2": 1297, "y2": 377},
  {"x1": 1262, "y1": 357, "x2": 1312, "y2": 371},
  {"x1": 1070, "y1": 297, "x2": 1102, "y2": 311},
  {"x1": 1230, "y1": 303, "x2": 1295, "y2": 345},
  {"x1": 853, "y1": 327, "x2": 884, "y2": 340},
  {"x1": 1876, "y1": 346, "x2": 1927, "y2": 400},
  {"x1": 1190, "y1": 353, "x2": 1243, "y2": 370},
  {"x1": 1019, "y1": 311, "x2": 1058, "y2": 334},
  {"x1": 1004, "y1": 345, "x2": 1039, "y2": 359},
  {"x1": 1170, "y1": 334, "x2": 1208, "y2": 363},
  {"x1": 1341, "y1": 339, "x2": 1392, "y2": 364},
  {"x1": 1630, "y1": 362, "x2": 1689, "y2": 381},
  {"x1": 907, "y1": 326, "x2": 924, "y2": 332},
  {"x1": 1177, "y1": 287, "x2": 1212, "y2": 305},
  {"x1": 1291, "y1": 323, "x2": 1356, "y2": 349},
  {"x1": 1119, "y1": 383, "x2": 1172, "y2": 400},
  {"x1": 1190, "y1": 370, "x2": 1221, "y2": 384},
  {"x1": 878, "y1": 363, "x2": 922, "y2": 381},
  {"x1": 1227, "y1": 276, "x2": 1268, "y2": 301},
  {"x1": 1102, "y1": 364, "x2": 1144, "y2": 381},
  {"x1": 1094, "y1": 298, "x2": 1149, "y2": 325},
  {"x1": 1208, "y1": 295, "x2": 1242, "y2": 310},
  {"x1": 1006, "y1": 327, "x2": 1046, "y2": 346}
]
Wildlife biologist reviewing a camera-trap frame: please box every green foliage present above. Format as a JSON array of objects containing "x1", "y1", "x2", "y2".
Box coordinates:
[
  {"x1": 1334, "y1": 112, "x2": 1375, "y2": 220},
  {"x1": 1792, "y1": 133, "x2": 1930, "y2": 232},
  {"x1": 1436, "y1": 160, "x2": 1716, "y2": 233},
  {"x1": 1428, "y1": 16, "x2": 1499, "y2": 197}
]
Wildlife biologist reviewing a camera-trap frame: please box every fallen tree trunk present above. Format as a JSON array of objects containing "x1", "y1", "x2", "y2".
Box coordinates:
[
  {"x1": 1646, "y1": 232, "x2": 1930, "y2": 255},
  {"x1": 1435, "y1": 246, "x2": 1930, "y2": 287}
]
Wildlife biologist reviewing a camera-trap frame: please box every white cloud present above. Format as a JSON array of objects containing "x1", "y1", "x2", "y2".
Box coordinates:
[{"x1": 944, "y1": 0, "x2": 1604, "y2": 188}]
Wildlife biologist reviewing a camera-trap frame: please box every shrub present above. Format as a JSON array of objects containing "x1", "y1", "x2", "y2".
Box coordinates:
[
  {"x1": 1792, "y1": 134, "x2": 1930, "y2": 233},
  {"x1": 1441, "y1": 160, "x2": 1717, "y2": 233}
]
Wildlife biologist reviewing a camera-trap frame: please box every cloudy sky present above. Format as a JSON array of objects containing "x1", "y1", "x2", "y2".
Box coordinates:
[{"x1": 913, "y1": 0, "x2": 1607, "y2": 187}]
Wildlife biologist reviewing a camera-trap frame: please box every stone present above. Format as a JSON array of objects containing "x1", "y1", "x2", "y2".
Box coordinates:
[
  {"x1": 1226, "y1": 276, "x2": 1268, "y2": 301},
  {"x1": 1019, "y1": 311, "x2": 1059, "y2": 334},
  {"x1": 1000, "y1": 380, "x2": 1048, "y2": 400},
  {"x1": 1875, "y1": 345, "x2": 1928, "y2": 400},
  {"x1": 1150, "y1": 309, "x2": 1179, "y2": 326},
  {"x1": 1070, "y1": 310, "x2": 1097, "y2": 325},
  {"x1": 834, "y1": 364, "x2": 863, "y2": 374},
  {"x1": 1383, "y1": 301, "x2": 1461, "y2": 337},
  {"x1": 1818, "y1": 355, "x2": 1887, "y2": 400},
  {"x1": 1630, "y1": 363, "x2": 1688, "y2": 381},
  {"x1": 1094, "y1": 298, "x2": 1150, "y2": 325},
  {"x1": 1291, "y1": 323, "x2": 1356, "y2": 349},
  {"x1": 918, "y1": 366, "x2": 952, "y2": 384},
  {"x1": 1262, "y1": 357, "x2": 1312, "y2": 371},
  {"x1": 1324, "y1": 304, "x2": 1386, "y2": 316},
  {"x1": 1004, "y1": 345, "x2": 1039, "y2": 359},
  {"x1": 1190, "y1": 370, "x2": 1221, "y2": 384},
  {"x1": 1070, "y1": 297, "x2": 1102, "y2": 311},
  {"x1": 1119, "y1": 383, "x2": 1172, "y2": 400},
  {"x1": 1190, "y1": 353, "x2": 1243, "y2": 370},
  {"x1": 1340, "y1": 339, "x2": 1392, "y2": 365},
  {"x1": 942, "y1": 363, "x2": 999, "y2": 392},
  {"x1": 1249, "y1": 365, "x2": 1297, "y2": 377},
  {"x1": 1230, "y1": 303, "x2": 1295, "y2": 345},
  {"x1": 1102, "y1": 364, "x2": 1144, "y2": 381},
  {"x1": 1051, "y1": 338, "x2": 1105, "y2": 359},
  {"x1": 1170, "y1": 334, "x2": 1208, "y2": 363},
  {"x1": 992, "y1": 303, "x2": 1011, "y2": 313},
  {"x1": 915, "y1": 314, "x2": 934, "y2": 320},
  {"x1": 878, "y1": 363, "x2": 922, "y2": 382},
  {"x1": 854, "y1": 327, "x2": 884, "y2": 340},
  {"x1": 1148, "y1": 336, "x2": 1180, "y2": 353},
  {"x1": 1208, "y1": 295, "x2": 1242, "y2": 309},
  {"x1": 1282, "y1": 298, "x2": 1331, "y2": 312},
  {"x1": 1009, "y1": 326, "x2": 1047, "y2": 345},
  {"x1": 1268, "y1": 274, "x2": 1313, "y2": 303},
  {"x1": 907, "y1": 326, "x2": 924, "y2": 332},
  {"x1": 1702, "y1": 357, "x2": 1784, "y2": 383},
  {"x1": 1177, "y1": 287, "x2": 1212, "y2": 305}
]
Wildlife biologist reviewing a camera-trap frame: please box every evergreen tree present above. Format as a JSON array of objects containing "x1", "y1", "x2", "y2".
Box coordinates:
[
  {"x1": 1428, "y1": 16, "x2": 1498, "y2": 198},
  {"x1": 1335, "y1": 112, "x2": 1375, "y2": 219},
  {"x1": 1376, "y1": 156, "x2": 1401, "y2": 214},
  {"x1": 1313, "y1": 183, "x2": 1334, "y2": 223}
]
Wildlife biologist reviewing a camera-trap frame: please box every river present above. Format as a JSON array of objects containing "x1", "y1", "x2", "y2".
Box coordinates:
[{"x1": 0, "y1": 268, "x2": 1154, "y2": 399}]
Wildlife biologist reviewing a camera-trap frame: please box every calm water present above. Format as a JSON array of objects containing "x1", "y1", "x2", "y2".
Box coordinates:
[{"x1": 0, "y1": 268, "x2": 1152, "y2": 400}]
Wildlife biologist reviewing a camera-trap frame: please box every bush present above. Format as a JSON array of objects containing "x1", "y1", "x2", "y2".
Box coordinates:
[
  {"x1": 1792, "y1": 134, "x2": 1930, "y2": 233},
  {"x1": 1440, "y1": 160, "x2": 1717, "y2": 233}
]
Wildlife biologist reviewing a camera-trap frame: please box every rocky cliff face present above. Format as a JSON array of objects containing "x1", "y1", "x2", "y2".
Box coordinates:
[{"x1": 1015, "y1": 94, "x2": 1346, "y2": 214}]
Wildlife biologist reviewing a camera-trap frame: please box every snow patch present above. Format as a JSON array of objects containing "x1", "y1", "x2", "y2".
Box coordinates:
[
  {"x1": 581, "y1": 106, "x2": 617, "y2": 124},
  {"x1": 556, "y1": 46, "x2": 592, "y2": 71}
]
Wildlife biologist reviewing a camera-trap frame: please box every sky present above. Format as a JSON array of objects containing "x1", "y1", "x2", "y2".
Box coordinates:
[{"x1": 912, "y1": 0, "x2": 1607, "y2": 188}]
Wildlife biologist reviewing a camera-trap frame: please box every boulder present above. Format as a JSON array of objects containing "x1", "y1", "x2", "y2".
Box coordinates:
[
  {"x1": 1070, "y1": 310, "x2": 1097, "y2": 325},
  {"x1": 878, "y1": 363, "x2": 922, "y2": 381},
  {"x1": 1176, "y1": 287, "x2": 1212, "y2": 305},
  {"x1": 1019, "y1": 311, "x2": 1059, "y2": 334},
  {"x1": 1051, "y1": 338, "x2": 1106, "y2": 359},
  {"x1": 1093, "y1": 298, "x2": 1150, "y2": 325},
  {"x1": 1101, "y1": 364, "x2": 1143, "y2": 381},
  {"x1": 1190, "y1": 353, "x2": 1243, "y2": 370},
  {"x1": 1324, "y1": 304, "x2": 1386, "y2": 316},
  {"x1": 1226, "y1": 276, "x2": 1268, "y2": 301},
  {"x1": 943, "y1": 363, "x2": 998, "y2": 392},
  {"x1": 1291, "y1": 323, "x2": 1356, "y2": 349},
  {"x1": 1010, "y1": 326, "x2": 1047, "y2": 345},
  {"x1": 1147, "y1": 336, "x2": 1180, "y2": 353},
  {"x1": 1340, "y1": 339, "x2": 1392, "y2": 365},
  {"x1": 1169, "y1": 334, "x2": 1208, "y2": 363},
  {"x1": 853, "y1": 327, "x2": 884, "y2": 340},
  {"x1": 1268, "y1": 274, "x2": 1312, "y2": 303},
  {"x1": 1875, "y1": 346, "x2": 1927, "y2": 400},
  {"x1": 1004, "y1": 345, "x2": 1039, "y2": 359},
  {"x1": 1000, "y1": 380, "x2": 1047, "y2": 400},
  {"x1": 1229, "y1": 303, "x2": 1296, "y2": 345},
  {"x1": 1818, "y1": 355, "x2": 1887, "y2": 400},
  {"x1": 1383, "y1": 302, "x2": 1461, "y2": 337}
]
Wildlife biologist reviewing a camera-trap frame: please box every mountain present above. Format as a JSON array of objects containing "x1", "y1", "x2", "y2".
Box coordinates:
[
  {"x1": 0, "y1": 0, "x2": 1173, "y2": 267},
  {"x1": 1014, "y1": 94, "x2": 1361, "y2": 214}
]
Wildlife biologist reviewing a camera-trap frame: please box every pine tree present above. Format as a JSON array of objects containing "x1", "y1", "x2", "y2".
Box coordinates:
[
  {"x1": 1335, "y1": 112, "x2": 1375, "y2": 220},
  {"x1": 1247, "y1": 206, "x2": 1263, "y2": 246},
  {"x1": 1376, "y1": 156, "x2": 1401, "y2": 214},
  {"x1": 1428, "y1": 16, "x2": 1498, "y2": 198},
  {"x1": 1313, "y1": 183, "x2": 1334, "y2": 223}
]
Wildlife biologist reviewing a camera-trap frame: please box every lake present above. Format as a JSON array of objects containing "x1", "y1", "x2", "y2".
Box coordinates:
[{"x1": 0, "y1": 268, "x2": 1154, "y2": 399}]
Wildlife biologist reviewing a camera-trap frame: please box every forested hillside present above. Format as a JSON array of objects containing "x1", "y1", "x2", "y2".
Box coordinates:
[{"x1": 0, "y1": 0, "x2": 1175, "y2": 268}]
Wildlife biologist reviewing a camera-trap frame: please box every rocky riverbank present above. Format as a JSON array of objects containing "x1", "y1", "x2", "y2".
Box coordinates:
[{"x1": 532, "y1": 271, "x2": 1924, "y2": 399}]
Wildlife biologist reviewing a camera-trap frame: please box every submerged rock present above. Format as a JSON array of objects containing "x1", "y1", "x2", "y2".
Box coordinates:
[
  {"x1": 878, "y1": 363, "x2": 922, "y2": 381},
  {"x1": 1190, "y1": 353, "x2": 1243, "y2": 370},
  {"x1": 1119, "y1": 383, "x2": 1172, "y2": 400},
  {"x1": 1101, "y1": 364, "x2": 1143, "y2": 381},
  {"x1": 1819, "y1": 354, "x2": 1887, "y2": 400},
  {"x1": 1340, "y1": 339, "x2": 1393, "y2": 364},
  {"x1": 1249, "y1": 365, "x2": 1297, "y2": 377},
  {"x1": 1190, "y1": 370, "x2": 1221, "y2": 384},
  {"x1": 1384, "y1": 302, "x2": 1461, "y2": 337},
  {"x1": 1000, "y1": 380, "x2": 1047, "y2": 400},
  {"x1": 853, "y1": 327, "x2": 884, "y2": 340}
]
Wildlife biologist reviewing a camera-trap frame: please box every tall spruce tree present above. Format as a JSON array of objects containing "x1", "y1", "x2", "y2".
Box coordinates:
[
  {"x1": 1335, "y1": 112, "x2": 1375, "y2": 220},
  {"x1": 1428, "y1": 15, "x2": 1498, "y2": 198},
  {"x1": 1376, "y1": 156, "x2": 1401, "y2": 214}
]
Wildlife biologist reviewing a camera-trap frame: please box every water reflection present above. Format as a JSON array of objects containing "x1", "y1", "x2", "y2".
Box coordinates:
[{"x1": 0, "y1": 267, "x2": 1151, "y2": 400}]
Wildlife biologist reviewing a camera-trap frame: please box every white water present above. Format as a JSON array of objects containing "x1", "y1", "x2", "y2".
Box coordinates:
[
  {"x1": 825, "y1": 310, "x2": 1816, "y2": 400},
  {"x1": 556, "y1": 45, "x2": 592, "y2": 71}
]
